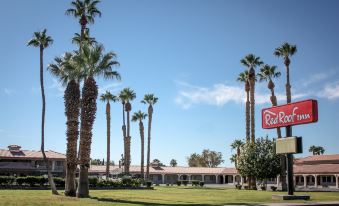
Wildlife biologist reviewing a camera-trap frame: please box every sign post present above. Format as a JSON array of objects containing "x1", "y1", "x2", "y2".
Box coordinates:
[{"x1": 262, "y1": 99, "x2": 318, "y2": 198}]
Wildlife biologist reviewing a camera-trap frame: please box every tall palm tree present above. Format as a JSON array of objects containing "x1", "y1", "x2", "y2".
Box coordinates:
[
  {"x1": 274, "y1": 43, "x2": 297, "y2": 194},
  {"x1": 118, "y1": 91, "x2": 128, "y2": 173},
  {"x1": 100, "y1": 91, "x2": 118, "y2": 180},
  {"x1": 119, "y1": 88, "x2": 136, "y2": 174},
  {"x1": 48, "y1": 52, "x2": 82, "y2": 196},
  {"x1": 309, "y1": 145, "x2": 325, "y2": 155},
  {"x1": 75, "y1": 44, "x2": 120, "y2": 197},
  {"x1": 274, "y1": 43, "x2": 297, "y2": 104},
  {"x1": 132, "y1": 110, "x2": 147, "y2": 179},
  {"x1": 72, "y1": 28, "x2": 97, "y2": 47},
  {"x1": 258, "y1": 64, "x2": 282, "y2": 139},
  {"x1": 141, "y1": 94, "x2": 158, "y2": 180},
  {"x1": 240, "y1": 54, "x2": 263, "y2": 144},
  {"x1": 27, "y1": 29, "x2": 58, "y2": 195},
  {"x1": 237, "y1": 71, "x2": 250, "y2": 143},
  {"x1": 66, "y1": 0, "x2": 101, "y2": 50}
]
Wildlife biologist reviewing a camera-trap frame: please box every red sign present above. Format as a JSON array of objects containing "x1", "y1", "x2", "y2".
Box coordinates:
[{"x1": 262, "y1": 99, "x2": 318, "y2": 129}]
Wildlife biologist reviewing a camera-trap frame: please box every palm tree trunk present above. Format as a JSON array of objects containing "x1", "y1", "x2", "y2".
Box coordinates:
[
  {"x1": 39, "y1": 46, "x2": 58, "y2": 195},
  {"x1": 106, "y1": 102, "x2": 111, "y2": 180},
  {"x1": 121, "y1": 104, "x2": 127, "y2": 173},
  {"x1": 139, "y1": 121, "x2": 145, "y2": 179},
  {"x1": 126, "y1": 109, "x2": 131, "y2": 174},
  {"x1": 245, "y1": 90, "x2": 250, "y2": 143},
  {"x1": 249, "y1": 78, "x2": 255, "y2": 143},
  {"x1": 77, "y1": 77, "x2": 98, "y2": 198},
  {"x1": 146, "y1": 105, "x2": 153, "y2": 180},
  {"x1": 64, "y1": 80, "x2": 80, "y2": 197}
]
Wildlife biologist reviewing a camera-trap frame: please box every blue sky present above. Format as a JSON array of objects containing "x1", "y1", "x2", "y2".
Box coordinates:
[{"x1": 1, "y1": 0, "x2": 339, "y2": 167}]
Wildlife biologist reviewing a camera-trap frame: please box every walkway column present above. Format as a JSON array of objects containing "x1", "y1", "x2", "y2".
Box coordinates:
[
  {"x1": 215, "y1": 175, "x2": 218, "y2": 184},
  {"x1": 315, "y1": 175, "x2": 318, "y2": 188},
  {"x1": 335, "y1": 175, "x2": 338, "y2": 189},
  {"x1": 178, "y1": 174, "x2": 180, "y2": 181},
  {"x1": 233, "y1": 175, "x2": 236, "y2": 185},
  {"x1": 162, "y1": 174, "x2": 165, "y2": 184},
  {"x1": 202, "y1": 174, "x2": 204, "y2": 182},
  {"x1": 188, "y1": 175, "x2": 191, "y2": 182},
  {"x1": 240, "y1": 176, "x2": 244, "y2": 185},
  {"x1": 293, "y1": 175, "x2": 296, "y2": 187},
  {"x1": 303, "y1": 175, "x2": 307, "y2": 188}
]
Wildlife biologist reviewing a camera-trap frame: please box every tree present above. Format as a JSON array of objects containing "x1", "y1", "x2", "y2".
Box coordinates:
[
  {"x1": 75, "y1": 44, "x2": 120, "y2": 198},
  {"x1": 274, "y1": 42, "x2": 297, "y2": 192},
  {"x1": 66, "y1": 0, "x2": 101, "y2": 51},
  {"x1": 230, "y1": 154, "x2": 238, "y2": 168},
  {"x1": 118, "y1": 91, "x2": 128, "y2": 173},
  {"x1": 187, "y1": 150, "x2": 224, "y2": 167},
  {"x1": 170, "y1": 159, "x2": 177, "y2": 167},
  {"x1": 141, "y1": 94, "x2": 158, "y2": 180},
  {"x1": 48, "y1": 52, "x2": 82, "y2": 196},
  {"x1": 237, "y1": 71, "x2": 250, "y2": 143},
  {"x1": 100, "y1": 91, "x2": 118, "y2": 180},
  {"x1": 237, "y1": 137, "x2": 281, "y2": 188},
  {"x1": 240, "y1": 54, "x2": 263, "y2": 143},
  {"x1": 119, "y1": 88, "x2": 136, "y2": 174},
  {"x1": 132, "y1": 110, "x2": 147, "y2": 179},
  {"x1": 91, "y1": 159, "x2": 103, "y2": 165},
  {"x1": 258, "y1": 64, "x2": 282, "y2": 139},
  {"x1": 230, "y1": 139, "x2": 244, "y2": 168},
  {"x1": 27, "y1": 29, "x2": 58, "y2": 195},
  {"x1": 274, "y1": 42, "x2": 297, "y2": 104},
  {"x1": 309, "y1": 145, "x2": 325, "y2": 155},
  {"x1": 152, "y1": 159, "x2": 165, "y2": 166},
  {"x1": 72, "y1": 28, "x2": 97, "y2": 47}
]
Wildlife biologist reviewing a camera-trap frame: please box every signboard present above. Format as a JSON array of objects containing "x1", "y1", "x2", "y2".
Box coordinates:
[
  {"x1": 262, "y1": 99, "x2": 318, "y2": 129},
  {"x1": 276, "y1": 136, "x2": 303, "y2": 154}
]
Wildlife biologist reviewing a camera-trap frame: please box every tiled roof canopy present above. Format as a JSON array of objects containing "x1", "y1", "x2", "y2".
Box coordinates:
[{"x1": 0, "y1": 148, "x2": 65, "y2": 160}]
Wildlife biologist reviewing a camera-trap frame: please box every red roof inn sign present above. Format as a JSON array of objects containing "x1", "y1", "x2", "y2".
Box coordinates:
[{"x1": 262, "y1": 99, "x2": 318, "y2": 129}]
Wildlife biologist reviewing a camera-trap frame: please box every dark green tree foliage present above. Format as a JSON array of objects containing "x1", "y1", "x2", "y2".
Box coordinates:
[
  {"x1": 237, "y1": 137, "x2": 281, "y2": 183},
  {"x1": 187, "y1": 149, "x2": 224, "y2": 167}
]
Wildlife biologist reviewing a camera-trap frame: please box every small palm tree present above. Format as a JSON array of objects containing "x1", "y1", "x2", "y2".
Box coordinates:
[
  {"x1": 66, "y1": 0, "x2": 101, "y2": 50},
  {"x1": 119, "y1": 88, "x2": 136, "y2": 174},
  {"x1": 230, "y1": 154, "x2": 238, "y2": 168},
  {"x1": 100, "y1": 91, "x2": 118, "y2": 180},
  {"x1": 118, "y1": 91, "x2": 128, "y2": 173},
  {"x1": 240, "y1": 54, "x2": 263, "y2": 143},
  {"x1": 309, "y1": 145, "x2": 325, "y2": 155},
  {"x1": 75, "y1": 44, "x2": 120, "y2": 198},
  {"x1": 258, "y1": 64, "x2": 282, "y2": 139},
  {"x1": 132, "y1": 110, "x2": 147, "y2": 179},
  {"x1": 141, "y1": 94, "x2": 158, "y2": 180},
  {"x1": 274, "y1": 43, "x2": 297, "y2": 104},
  {"x1": 237, "y1": 71, "x2": 250, "y2": 143},
  {"x1": 72, "y1": 28, "x2": 97, "y2": 47},
  {"x1": 27, "y1": 29, "x2": 58, "y2": 195},
  {"x1": 230, "y1": 139, "x2": 244, "y2": 168},
  {"x1": 48, "y1": 52, "x2": 82, "y2": 196}
]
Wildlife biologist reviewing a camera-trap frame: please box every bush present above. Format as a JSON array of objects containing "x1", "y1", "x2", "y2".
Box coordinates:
[
  {"x1": 271, "y1": 186, "x2": 277, "y2": 191},
  {"x1": 89, "y1": 177, "x2": 99, "y2": 187},
  {"x1": 191, "y1": 180, "x2": 199, "y2": 186},
  {"x1": 16, "y1": 177, "x2": 26, "y2": 186},
  {"x1": 0, "y1": 176, "x2": 15, "y2": 185},
  {"x1": 176, "y1": 181, "x2": 182, "y2": 186},
  {"x1": 53, "y1": 177, "x2": 65, "y2": 187},
  {"x1": 182, "y1": 180, "x2": 188, "y2": 186},
  {"x1": 166, "y1": 183, "x2": 169, "y2": 186},
  {"x1": 122, "y1": 176, "x2": 132, "y2": 186},
  {"x1": 235, "y1": 184, "x2": 242, "y2": 190},
  {"x1": 260, "y1": 186, "x2": 266, "y2": 191},
  {"x1": 199, "y1": 181, "x2": 204, "y2": 187},
  {"x1": 146, "y1": 181, "x2": 152, "y2": 188}
]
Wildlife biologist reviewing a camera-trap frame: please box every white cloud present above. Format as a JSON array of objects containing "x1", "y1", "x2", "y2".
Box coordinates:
[
  {"x1": 49, "y1": 79, "x2": 64, "y2": 96},
  {"x1": 319, "y1": 82, "x2": 339, "y2": 100},
  {"x1": 175, "y1": 81, "x2": 309, "y2": 109},
  {"x1": 98, "y1": 82, "x2": 122, "y2": 94},
  {"x1": 3, "y1": 88, "x2": 14, "y2": 96}
]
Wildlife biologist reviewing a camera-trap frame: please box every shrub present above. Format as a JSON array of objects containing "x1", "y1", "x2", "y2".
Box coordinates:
[
  {"x1": 88, "y1": 177, "x2": 99, "y2": 187},
  {"x1": 130, "y1": 178, "x2": 142, "y2": 187},
  {"x1": 235, "y1": 184, "x2": 242, "y2": 190},
  {"x1": 53, "y1": 177, "x2": 65, "y2": 187},
  {"x1": 176, "y1": 181, "x2": 182, "y2": 186},
  {"x1": 16, "y1": 177, "x2": 26, "y2": 186},
  {"x1": 182, "y1": 180, "x2": 188, "y2": 186},
  {"x1": 0, "y1": 176, "x2": 15, "y2": 185},
  {"x1": 191, "y1": 180, "x2": 199, "y2": 186},
  {"x1": 260, "y1": 186, "x2": 266, "y2": 191},
  {"x1": 166, "y1": 183, "x2": 169, "y2": 186},
  {"x1": 146, "y1": 181, "x2": 152, "y2": 188},
  {"x1": 199, "y1": 181, "x2": 204, "y2": 187},
  {"x1": 271, "y1": 186, "x2": 277, "y2": 191}
]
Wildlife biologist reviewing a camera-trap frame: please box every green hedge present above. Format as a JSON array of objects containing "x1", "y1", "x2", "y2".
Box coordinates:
[{"x1": 0, "y1": 176, "x2": 15, "y2": 185}]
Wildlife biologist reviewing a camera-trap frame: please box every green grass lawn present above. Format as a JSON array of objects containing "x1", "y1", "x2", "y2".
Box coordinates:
[{"x1": 0, "y1": 186, "x2": 339, "y2": 206}]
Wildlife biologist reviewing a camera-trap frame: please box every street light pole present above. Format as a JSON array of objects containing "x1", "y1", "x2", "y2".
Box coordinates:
[{"x1": 286, "y1": 126, "x2": 294, "y2": 195}]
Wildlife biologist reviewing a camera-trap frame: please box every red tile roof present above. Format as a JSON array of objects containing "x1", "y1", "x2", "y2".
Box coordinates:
[
  {"x1": 294, "y1": 164, "x2": 339, "y2": 174},
  {"x1": 0, "y1": 149, "x2": 66, "y2": 160},
  {"x1": 295, "y1": 154, "x2": 339, "y2": 165}
]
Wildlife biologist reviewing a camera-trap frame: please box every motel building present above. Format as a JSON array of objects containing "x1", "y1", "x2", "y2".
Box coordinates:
[{"x1": 1, "y1": 145, "x2": 339, "y2": 189}]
